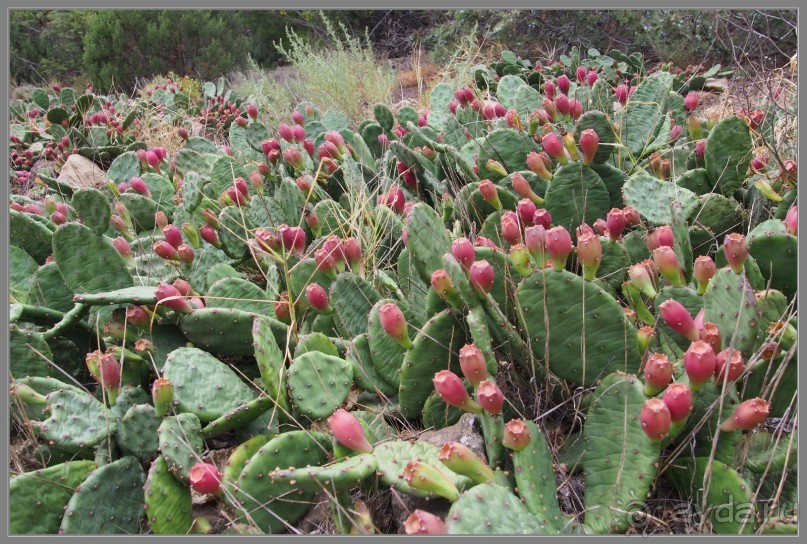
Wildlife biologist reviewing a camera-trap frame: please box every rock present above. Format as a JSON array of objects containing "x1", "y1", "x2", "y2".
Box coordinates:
[
  {"x1": 296, "y1": 494, "x2": 333, "y2": 534},
  {"x1": 417, "y1": 413, "x2": 486, "y2": 460},
  {"x1": 703, "y1": 78, "x2": 729, "y2": 93},
  {"x1": 57, "y1": 154, "x2": 107, "y2": 189}
]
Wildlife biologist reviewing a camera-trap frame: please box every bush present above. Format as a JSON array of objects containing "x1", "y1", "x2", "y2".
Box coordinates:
[
  {"x1": 274, "y1": 13, "x2": 396, "y2": 125},
  {"x1": 228, "y1": 55, "x2": 296, "y2": 131},
  {"x1": 83, "y1": 11, "x2": 249, "y2": 92}
]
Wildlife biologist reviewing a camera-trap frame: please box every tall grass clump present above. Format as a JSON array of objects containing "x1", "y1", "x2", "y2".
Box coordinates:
[
  {"x1": 228, "y1": 54, "x2": 296, "y2": 130},
  {"x1": 274, "y1": 13, "x2": 396, "y2": 125}
]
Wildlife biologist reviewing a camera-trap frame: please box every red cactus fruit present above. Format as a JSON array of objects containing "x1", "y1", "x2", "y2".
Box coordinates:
[
  {"x1": 379, "y1": 303, "x2": 412, "y2": 349},
  {"x1": 720, "y1": 398, "x2": 770, "y2": 432},
  {"x1": 714, "y1": 348, "x2": 744, "y2": 383},
  {"x1": 328, "y1": 408, "x2": 373, "y2": 453},
  {"x1": 659, "y1": 299, "x2": 699, "y2": 342},
  {"x1": 683, "y1": 340, "x2": 717, "y2": 389},
  {"x1": 189, "y1": 463, "x2": 222, "y2": 494},
  {"x1": 641, "y1": 397, "x2": 672, "y2": 441},
  {"x1": 644, "y1": 353, "x2": 673, "y2": 395},
  {"x1": 662, "y1": 383, "x2": 693, "y2": 422},
  {"x1": 458, "y1": 344, "x2": 488, "y2": 386},
  {"x1": 404, "y1": 511, "x2": 447, "y2": 535},
  {"x1": 155, "y1": 283, "x2": 194, "y2": 314},
  {"x1": 723, "y1": 233, "x2": 748, "y2": 274},
  {"x1": 476, "y1": 380, "x2": 504, "y2": 416},
  {"x1": 502, "y1": 419, "x2": 532, "y2": 451},
  {"x1": 433, "y1": 370, "x2": 481, "y2": 413},
  {"x1": 545, "y1": 226, "x2": 572, "y2": 271},
  {"x1": 305, "y1": 283, "x2": 332, "y2": 313},
  {"x1": 469, "y1": 260, "x2": 495, "y2": 295}
]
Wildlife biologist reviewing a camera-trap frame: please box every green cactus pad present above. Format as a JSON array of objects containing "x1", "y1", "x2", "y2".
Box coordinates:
[
  {"x1": 667, "y1": 457, "x2": 755, "y2": 534},
  {"x1": 747, "y1": 223, "x2": 797, "y2": 300},
  {"x1": 253, "y1": 316, "x2": 291, "y2": 417},
  {"x1": 703, "y1": 268, "x2": 765, "y2": 355},
  {"x1": 144, "y1": 456, "x2": 194, "y2": 534},
  {"x1": 157, "y1": 413, "x2": 205, "y2": 485},
  {"x1": 511, "y1": 421, "x2": 564, "y2": 533},
  {"x1": 184, "y1": 244, "x2": 235, "y2": 294},
  {"x1": 622, "y1": 173, "x2": 699, "y2": 225},
  {"x1": 288, "y1": 257, "x2": 334, "y2": 307},
  {"x1": 118, "y1": 192, "x2": 161, "y2": 231},
  {"x1": 596, "y1": 238, "x2": 632, "y2": 291},
  {"x1": 294, "y1": 332, "x2": 339, "y2": 358},
  {"x1": 209, "y1": 154, "x2": 250, "y2": 196},
  {"x1": 10, "y1": 325, "x2": 55, "y2": 379},
  {"x1": 269, "y1": 453, "x2": 377, "y2": 493},
  {"x1": 446, "y1": 482, "x2": 542, "y2": 534},
  {"x1": 116, "y1": 403, "x2": 161, "y2": 461},
  {"x1": 206, "y1": 277, "x2": 275, "y2": 317},
  {"x1": 233, "y1": 430, "x2": 331, "y2": 533},
  {"x1": 9, "y1": 460, "x2": 97, "y2": 534},
  {"x1": 517, "y1": 269, "x2": 641, "y2": 386},
  {"x1": 329, "y1": 272, "x2": 382, "y2": 337},
  {"x1": 201, "y1": 395, "x2": 275, "y2": 439},
  {"x1": 461, "y1": 128, "x2": 540, "y2": 180},
  {"x1": 742, "y1": 430, "x2": 797, "y2": 475},
  {"x1": 35, "y1": 389, "x2": 115, "y2": 453},
  {"x1": 31, "y1": 262, "x2": 75, "y2": 313},
  {"x1": 73, "y1": 285, "x2": 158, "y2": 306},
  {"x1": 619, "y1": 71, "x2": 673, "y2": 158},
  {"x1": 421, "y1": 391, "x2": 467, "y2": 429},
  {"x1": 59, "y1": 456, "x2": 146, "y2": 534},
  {"x1": 287, "y1": 351, "x2": 353, "y2": 420},
  {"x1": 71, "y1": 188, "x2": 111, "y2": 236},
  {"x1": 396, "y1": 247, "x2": 430, "y2": 323},
  {"x1": 259, "y1": 178, "x2": 308, "y2": 227},
  {"x1": 544, "y1": 163, "x2": 611, "y2": 235},
  {"x1": 10, "y1": 209, "x2": 54, "y2": 263},
  {"x1": 162, "y1": 347, "x2": 254, "y2": 421},
  {"x1": 53, "y1": 223, "x2": 133, "y2": 293},
  {"x1": 399, "y1": 309, "x2": 469, "y2": 418},
  {"x1": 691, "y1": 193, "x2": 745, "y2": 238},
  {"x1": 217, "y1": 205, "x2": 255, "y2": 260},
  {"x1": 178, "y1": 308, "x2": 259, "y2": 357},
  {"x1": 106, "y1": 151, "x2": 142, "y2": 184},
  {"x1": 581, "y1": 372, "x2": 660, "y2": 534},
  {"x1": 704, "y1": 115, "x2": 753, "y2": 197},
  {"x1": 346, "y1": 333, "x2": 397, "y2": 397},
  {"x1": 589, "y1": 161, "x2": 628, "y2": 210},
  {"x1": 222, "y1": 434, "x2": 272, "y2": 500},
  {"x1": 374, "y1": 103, "x2": 395, "y2": 131},
  {"x1": 374, "y1": 439, "x2": 471, "y2": 498},
  {"x1": 406, "y1": 202, "x2": 453, "y2": 284},
  {"x1": 207, "y1": 262, "x2": 241, "y2": 286},
  {"x1": 367, "y1": 298, "x2": 417, "y2": 389},
  {"x1": 675, "y1": 167, "x2": 713, "y2": 194},
  {"x1": 466, "y1": 305, "x2": 500, "y2": 375}
]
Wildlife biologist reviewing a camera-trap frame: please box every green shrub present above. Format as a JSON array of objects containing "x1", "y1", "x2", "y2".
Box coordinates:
[{"x1": 274, "y1": 13, "x2": 396, "y2": 125}]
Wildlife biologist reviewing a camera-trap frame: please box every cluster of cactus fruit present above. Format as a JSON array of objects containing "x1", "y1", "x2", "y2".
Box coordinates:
[{"x1": 9, "y1": 46, "x2": 797, "y2": 535}]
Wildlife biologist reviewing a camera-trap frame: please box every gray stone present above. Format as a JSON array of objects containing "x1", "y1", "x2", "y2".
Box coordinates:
[{"x1": 57, "y1": 154, "x2": 108, "y2": 189}]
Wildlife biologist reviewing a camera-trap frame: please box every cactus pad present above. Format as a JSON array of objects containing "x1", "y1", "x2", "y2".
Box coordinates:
[
  {"x1": 446, "y1": 482, "x2": 542, "y2": 534},
  {"x1": 517, "y1": 269, "x2": 641, "y2": 387},
  {"x1": 233, "y1": 430, "x2": 331, "y2": 533},
  {"x1": 287, "y1": 351, "x2": 353, "y2": 420},
  {"x1": 59, "y1": 456, "x2": 146, "y2": 534},
  {"x1": 144, "y1": 456, "x2": 194, "y2": 534},
  {"x1": 162, "y1": 347, "x2": 255, "y2": 421},
  {"x1": 9, "y1": 460, "x2": 97, "y2": 534}
]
